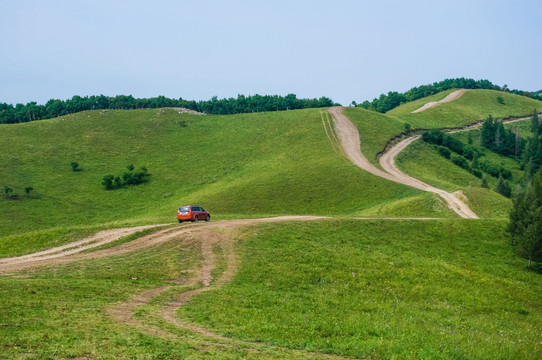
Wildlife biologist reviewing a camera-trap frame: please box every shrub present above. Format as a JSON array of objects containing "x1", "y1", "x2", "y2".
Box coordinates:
[
  {"x1": 70, "y1": 161, "x2": 79, "y2": 171},
  {"x1": 422, "y1": 130, "x2": 444, "y2": 145},
  {"x1": 24, "y1": 186, "x2": 34, "y2": 196},
  {"x1": 478, "y1": 158, "x2": 512, "y2": 179},
  {"x1": 443, "y1": 135, "x2": 465, "y2": 155},
  {"x1": 451, "y1": 155, "x2": 470, "y2": 171},
  {"x1": 103, "y1": 165, "x2": 149, "y2": 189},
  {"x1": 462, "y1": 144, "x2": 483, "y2": 160},
  {"x1": 438, "y1": 146, "x2": 451, "y2": 159},
  {"x1": 4, "y1": 186, "x2": 13, "y2": 198},
  {"x1": 471, "y1": 168, "x2": 483, "y2": 178},
  {"x1": 102, "y1": 175, "x2": 114, "y2": 189}
]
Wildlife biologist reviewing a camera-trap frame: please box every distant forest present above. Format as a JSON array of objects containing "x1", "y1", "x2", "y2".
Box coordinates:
[
  {"x1": 357, "y1": 78, "x2": 542, "y2": 113},
  {"x1": 0, "y1": 94, "x2": 338, "y2": 124}
]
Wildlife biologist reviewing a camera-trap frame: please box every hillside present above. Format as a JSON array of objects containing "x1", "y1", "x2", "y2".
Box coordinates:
[
  {"x1": 388, "y1": 89, "x2": 542, "y2": 128},
  {"x1": 1, "y1": 107, "x2": 445, "y2": 254},
  {"x1": 1, "y1": 89, "x2": 542, "y2": 360}
]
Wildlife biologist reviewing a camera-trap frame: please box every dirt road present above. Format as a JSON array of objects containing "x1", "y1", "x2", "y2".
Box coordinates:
[
  {"x1": 328, "y1": 107, "x2": 478, "y2": 219},
  {"x1": 2, "y1": 216, "x2": 350, "y2": 359},
  {"x1": 0, "y1": 216, "x2": 324, "y2": 274},
  {"x1": 411, "y1": 89, "x2": 469, "y2": 113}
]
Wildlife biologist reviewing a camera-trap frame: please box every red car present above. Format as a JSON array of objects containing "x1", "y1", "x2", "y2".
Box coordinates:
[{"x1": 177, "y1": 205, "x2": 210, "y2": 223}]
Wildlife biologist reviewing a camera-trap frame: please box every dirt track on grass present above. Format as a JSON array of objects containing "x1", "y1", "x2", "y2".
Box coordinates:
[
  {"x1": 411, "y1": 89, "x2": 469, "y2": 113},
  {"x1": 0, "y1": 217, "x2": 324, "y2": 274},
  {"x1": 2, "y1": 216, "x2": 354, "y2": 359},
  {"x1": 328, "y1": 106, "x2": 478, "y2": 219}
]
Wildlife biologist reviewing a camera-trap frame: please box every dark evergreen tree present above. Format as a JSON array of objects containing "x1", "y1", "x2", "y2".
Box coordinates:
[
  {"x1": 508, "y1": 170, "x2": 542, "y2": 267},
  {"x1": 480, "y1": 115, "x2": 496, "y2": 149},
  {"x1": 531, "y1": 109, "x2": 539, "y2": 133},
  {"x1": 495, "y1": 175, "x2": 512, "y2": 198}
]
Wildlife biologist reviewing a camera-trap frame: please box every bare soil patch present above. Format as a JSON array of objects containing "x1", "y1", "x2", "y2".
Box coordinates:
[{"x1": 411, "y1": 89, "x2": 469, "y2": 113}]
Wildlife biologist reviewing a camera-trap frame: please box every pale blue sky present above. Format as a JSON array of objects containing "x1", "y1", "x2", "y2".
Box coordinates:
[{"x1": 1, "y1": 0, "x2": 541, "y2": 106}]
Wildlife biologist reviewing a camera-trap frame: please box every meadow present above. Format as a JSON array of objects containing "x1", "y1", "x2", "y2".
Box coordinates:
[
  {"x1": 180, "y1": 220, "x2": 542, "y2": 360},
  {"x1": 0, "y1": 107, "x2": 432, "y2": 255},
  {"x1": 1, "y1": 219, "x2": 541, "y2": 359},
  {"x1": 1, "y1": 88, "x2": 542, "y2": 359}
]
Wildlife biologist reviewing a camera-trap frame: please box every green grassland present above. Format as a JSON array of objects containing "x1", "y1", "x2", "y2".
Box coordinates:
[
  {"x1": 1, "y1": 108, "x2": 434, "y2": 255},
  {"x1": 343, "y1": 90, "x2": 542, "y2": 165},
  {"x1": 1, "y1": 88, "x2": 542, "y2": 360},
  {"x1": 395, "y1": 140, "x2": 514, "y2": 219},
  {"x1": 2, "y1": 219, "x2": 541, "y2": 359},
  {"x1": 180, "y1": 220, "x2": 542, "y2": 360},
  {"x1": 388, "y1": 89, "x2": 542, "y2": 129}
]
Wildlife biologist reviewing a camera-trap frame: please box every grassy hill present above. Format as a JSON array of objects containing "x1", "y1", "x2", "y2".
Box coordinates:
[
  {"x1": 345, "y1": 90, "x2": 542, "y2": 166},
  {"x1": 1, "y1": 107, "x2": 444, "y2": 255},
  {"x1": 2, "y1": 89, "x2": 542, "y2": 359},
  {"x1": 388, "y1": 89, "x2": 542, "y2": 129}
]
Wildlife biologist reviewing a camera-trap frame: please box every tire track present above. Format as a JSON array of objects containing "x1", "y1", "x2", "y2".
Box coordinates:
[{"x1": 3, "y1": 216, "x2": 355, "y2": 359}]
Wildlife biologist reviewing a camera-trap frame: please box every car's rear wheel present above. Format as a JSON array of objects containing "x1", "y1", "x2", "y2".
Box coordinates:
[
  {"x1": 178, "y1": 220, "x2": 182, "y2": 223},
  {"x1": 205, "y1": 215, "x2": 210, "y2": 222}
]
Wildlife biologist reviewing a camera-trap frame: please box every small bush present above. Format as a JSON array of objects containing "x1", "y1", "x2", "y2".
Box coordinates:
[
  {"x1": 102, "y1": 165, "x2": 150, "y2": 189},
  {"x1": 438, "y1": 146, "x2": 451, "y2": 159},
  {"x1": 478, "y1": 158, "x2": 512, "y2": 179},
  {"x1": 443, "y1": 135, "x2": 465, "y2": 155},
  {"x1": 462, "y1": 144, "x2": 483, "y2": 160},
  {"x1": 422, "y1": 130, "x2": 444, "y2": 145},
  {"x1": 102, "y1": 175, "x2": 114, "y2": 189},
  {"x1": 471, "y1": 168, "x2": 483, "y2": 178},
  {"x1": 451, "y1": 155, "x2": 470, "y2": 171},
  {"x1": 4, "y1": 186, "x2": 13, "y2": 198},
  {"x1": 70, "y1": 161, "x2": 80, "y2": 171}
]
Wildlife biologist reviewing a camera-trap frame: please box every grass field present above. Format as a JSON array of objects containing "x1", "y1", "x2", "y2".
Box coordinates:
[
  {"x1": 179, "y1": 220, "x2": 542, "y2": 360},
  {"x1": 2, "y1": 219, "x2": 541, "y2": 359},
  {"x1": 388, "y1": 90, "x2": 542, "y2": 129},
  {"x1": 2, "y1": 88, "x2": 542, "y2": 359},
  {"x1": 1, "y1": 108, "x2": 436, "y2": 255}
]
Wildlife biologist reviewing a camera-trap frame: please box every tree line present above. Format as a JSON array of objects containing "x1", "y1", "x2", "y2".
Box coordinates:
[
  {"x1": 356, "y1": 78, "x2": 542, "y2": 113},
  {"x1": 0, "y1": 94, "x2": 338, "y2": 124}
]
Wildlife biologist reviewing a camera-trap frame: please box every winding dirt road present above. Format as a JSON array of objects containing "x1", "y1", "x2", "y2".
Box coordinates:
[
  {"x1": 328, "y1": 106, "x2": 478, "y2": 219},
  {"x1": 411, "y1": 89, "x2": 469, "y2": 113},
  {"x1": 1, "y1": 101, "x2": 486, "y2": 357}
]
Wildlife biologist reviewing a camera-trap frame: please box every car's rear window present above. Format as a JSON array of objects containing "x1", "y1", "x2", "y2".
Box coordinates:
[{"x1": 179, "y1": 207, "x2": 190, "y2": 212}]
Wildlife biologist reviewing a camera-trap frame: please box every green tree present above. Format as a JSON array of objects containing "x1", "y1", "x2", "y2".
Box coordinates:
[
  {"x1": 531, "y1": 108, "x2": 539, "y2": 133},
  {"x1": 24, "y1": 186, "x2": 34, "y2": 196},
  {"x1": 508, "y1": 171, "x2": 542, "y2": 266},
  {"x1": 495, "y1": 175, "x2": 512, "y2": 198},
  {"x1": 480, "y1": 115, "x2": 495, "y2": 149},
  {"x1": 70, "y1": 161, "x2": 79, "y2": 171}
]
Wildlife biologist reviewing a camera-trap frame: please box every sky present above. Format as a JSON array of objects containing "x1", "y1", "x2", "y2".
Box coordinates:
[{"x1": 1, "y1": 0, "x2": 541, "y2": 106}]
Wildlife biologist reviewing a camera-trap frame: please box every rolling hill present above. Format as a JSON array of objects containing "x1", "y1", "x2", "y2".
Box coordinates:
[{"x1": 1, "y1": 88, "x2": 542, "y2": 359}]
